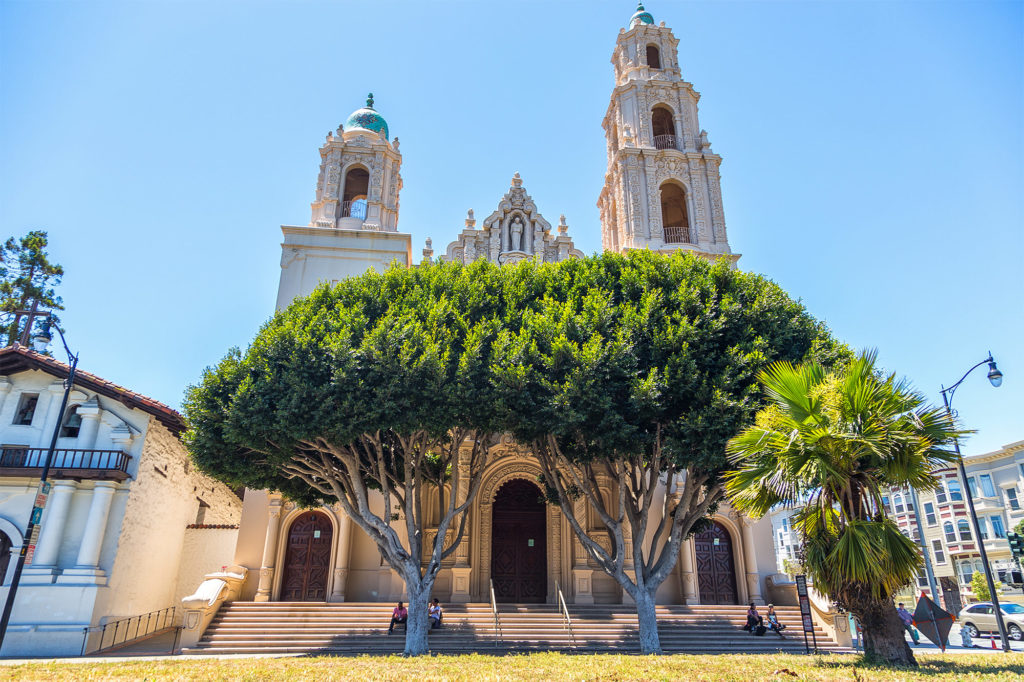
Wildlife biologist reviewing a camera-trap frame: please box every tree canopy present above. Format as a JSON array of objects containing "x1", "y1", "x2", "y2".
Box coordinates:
[
  {"x1": 725, "y1": 351, "x2": 962, "y2": 665},
  {"x1": 492, "y1": 251, "x2": 846, "y2": 653},
  {"x1": 1, "y1": 230, "x2": 64, "y2": 346}
]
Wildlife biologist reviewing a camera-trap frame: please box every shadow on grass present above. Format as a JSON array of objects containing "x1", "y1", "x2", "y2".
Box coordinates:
[{"x1": 812, "y1": 654, "x2": 1024, "y2": 677}]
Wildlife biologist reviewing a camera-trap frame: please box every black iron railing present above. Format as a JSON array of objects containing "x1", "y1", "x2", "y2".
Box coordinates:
[
  {"x1": 83, "y1": 606, "x2": 177, "y2": 655},
  {"x1": 654, "y1": 134, "x2": 679, "y2": 151},
  {"x1": 0, "y1": 447, "x2": 131, "y2": 480},
  {"x1": 340, "y1": 199, "x2": 367, "y2": 220}
]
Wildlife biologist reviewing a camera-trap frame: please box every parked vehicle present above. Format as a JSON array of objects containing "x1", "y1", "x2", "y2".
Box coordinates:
[{"x1": 957, "y1": 602, "x2": 1024, "y2": 641}]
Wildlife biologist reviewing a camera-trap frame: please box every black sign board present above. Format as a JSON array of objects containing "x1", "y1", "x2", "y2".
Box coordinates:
[{"x1": 795, "y1": 575, "x2": 818, "y2": 654}]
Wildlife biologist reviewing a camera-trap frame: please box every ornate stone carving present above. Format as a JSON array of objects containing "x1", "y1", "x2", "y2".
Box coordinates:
[{"x1": 441, "y1": 175, "x2": 583, "y2": 266}]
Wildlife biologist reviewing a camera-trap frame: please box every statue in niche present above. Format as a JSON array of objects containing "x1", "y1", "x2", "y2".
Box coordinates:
[{"x1": 510, "y1": 217, "x2": 525, "y2": 252}]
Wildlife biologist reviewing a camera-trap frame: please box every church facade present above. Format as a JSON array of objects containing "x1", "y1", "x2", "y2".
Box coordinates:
[{"x1": 229, "y1": 5, "x2": 776, "y2": 609}]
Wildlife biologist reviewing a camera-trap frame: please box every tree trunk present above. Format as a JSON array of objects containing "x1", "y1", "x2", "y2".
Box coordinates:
[
  {"x1": 849, "y1": 592, "x2": 916, "y2": 666},
  {"x1": 634, "y1": 587, "x2": 662, "y2": 654},
  {"x1": 403, "y1": 581, "x2": 432, "y2": 656}
]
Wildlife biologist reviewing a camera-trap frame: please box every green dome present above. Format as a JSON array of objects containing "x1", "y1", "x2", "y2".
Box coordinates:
[
  {"x1": 630, "y1": 3, "x2": 654, "y2": 27},
  {"x1": 344, "y1": 93, "x2": 389, "y2": 140}
]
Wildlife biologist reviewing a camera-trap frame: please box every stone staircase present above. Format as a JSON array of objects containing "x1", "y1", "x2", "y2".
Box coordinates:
[{"x1": 184, "y1": 602, "x2": 848, "y2": 655}]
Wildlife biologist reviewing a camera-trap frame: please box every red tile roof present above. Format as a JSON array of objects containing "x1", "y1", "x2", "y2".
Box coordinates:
[{"x1": 0, "y1": 344, "x2": 185, "y2": 435}]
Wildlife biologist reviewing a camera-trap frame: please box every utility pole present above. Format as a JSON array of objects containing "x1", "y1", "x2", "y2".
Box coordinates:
[{"x1": 0, "y1": 312, "x2": 76, "y2": 653}]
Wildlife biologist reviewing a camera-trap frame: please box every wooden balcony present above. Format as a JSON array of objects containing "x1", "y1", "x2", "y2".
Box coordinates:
[{"x1": 0, "y1": 447, "x2": 131, "y2": 482}]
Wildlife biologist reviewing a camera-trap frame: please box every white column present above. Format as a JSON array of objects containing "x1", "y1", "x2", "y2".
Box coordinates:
[
  {"x1": 39, "y1": 381, "x2": 66, "y2": 435},
  {"x1": 76, "y1": 400, "x2": 102, "y2": 449},
  {"x1": 679, "y1": 538, "x2": 697, "y2": 604},
  {"x1": 329, "y1": 512, "x2": 352, "y2": 602},
  {"x1": 74, "y1": 481, "x2": 117, "y2": 568},
  {"x1": 740, "y1": 518, "x2": 764, "y2": 604},
  {"x1": 24, "y1": 481, "x2": 77, "y2": 575},
  {"x1": 255, "y1": 495, "x2": 284, "y2": 602},
  {"x1": 0, "y1": 378, "x2": 13, "y2": 414}
]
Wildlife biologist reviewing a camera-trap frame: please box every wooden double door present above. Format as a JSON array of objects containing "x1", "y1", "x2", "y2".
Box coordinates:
[
  {"x1": 694, "y1": 520, "x2": 739, "y2": 605},
  {"x1": 491, "y1": 479, "x2": 547, "y2": 603},
  {"x1": 280, "y1": 511, "x2": 333, "y2": 601}
]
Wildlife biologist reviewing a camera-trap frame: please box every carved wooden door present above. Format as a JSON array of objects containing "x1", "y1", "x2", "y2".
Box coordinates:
[
  {"x1": 694, "y1": 521, "x2": 738, "y2": 605},
  {"x1": 491, "y1": 479, "x2": 547, "y2": 603},
  {"x1": 281, "y1": 511, "x2": 333, "y2": 601}
]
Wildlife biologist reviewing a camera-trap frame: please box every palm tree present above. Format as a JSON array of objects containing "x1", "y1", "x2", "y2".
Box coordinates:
[{"x1": 724, "y1": 351, "x2": 961, "y2": 666}]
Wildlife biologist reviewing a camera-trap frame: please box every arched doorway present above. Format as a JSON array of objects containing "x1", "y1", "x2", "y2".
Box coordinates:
[
  {"x1": 280, "y1": 511, "x2": 333, "y2": 601},
  {"x1": 491, "y1": 479, "x2": 546, "y2": 603},
  {"x1": 694, "y1": 521, "x2": 738, "y2": 605},
  {"x1": 341, "y1": 167, "x2": 369, "y2": 219},
  {"x1": 0, "y1": 531, "x2": 11, "y2": 584},
  {"x1": 660, "y1": 182, "x2": 690, "y2": 244}
]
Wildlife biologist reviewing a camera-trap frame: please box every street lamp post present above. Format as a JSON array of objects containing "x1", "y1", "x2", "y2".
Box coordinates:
[
  {"x1": 941, "y1": 352, "x2": 1009, "y2": 652},
  {"x1": 0, "y1": 315, "x2": 77, "y2": 653}
]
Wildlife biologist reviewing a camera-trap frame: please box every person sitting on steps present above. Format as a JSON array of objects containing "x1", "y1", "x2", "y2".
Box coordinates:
[
  {"x1": 429, "y1": 598, "x2": 443, "y2": 629},
  {"x1": 742, "y1": 602, "x2": 763, "y2": 633},
  {"x1": 388, "y1": 601, "x2": 408, "y2": 634},
  {"x1": 766, "y1": 604, "x2": 786, "y2": 637}
]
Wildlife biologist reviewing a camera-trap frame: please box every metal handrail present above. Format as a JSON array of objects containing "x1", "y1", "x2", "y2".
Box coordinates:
[
  {"x1": 663, "y1": 225, "x2": 691, "y2": 244},
  {"x1": 82, "y1": 606, "x2": 176, "y2": 655},
  {"x1": 555, "y1": 580, "x2": 576, "y2": 647},
  {"x1": 489, "y1": 579, "x2": 502, "y2": 647},
  {"x1": 340, "y1": 199, "x2": 367, "y2": 220},
  {"x1": 653, "y1": 134, "x2": 679, "y2": 151}
]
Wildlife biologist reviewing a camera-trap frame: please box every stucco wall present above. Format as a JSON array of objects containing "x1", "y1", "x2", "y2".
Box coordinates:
[
  {"x1": 172, "y1": 526, "x2": 239, "y2": 607},
  {"x1": 103, "y1": 421, "x2": 241, "y2": 620}
]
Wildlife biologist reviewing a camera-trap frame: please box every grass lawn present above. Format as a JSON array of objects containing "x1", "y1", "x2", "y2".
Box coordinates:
[{"x1": 2, "y1": 652, "x2": 1023, "y2": 681}]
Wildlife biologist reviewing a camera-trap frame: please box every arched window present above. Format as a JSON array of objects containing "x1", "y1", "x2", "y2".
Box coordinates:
[
  {"x1": 651, "y1": 106, "x2": 676, "y2": 149},
  {"x1": 947, "y1": 480, "x2": 963, "y2": 502},
  {"x1": 957, "y1": 519, "x2": 972, "y2": 541},
  {"x1": 341, "y1": 167, "x2": 369, "y2": 219},
  {"x1": 943, "y1": 521, "x2": 957, "y2": 544},
  {"x1": 646, "y1": 44, "x2": 661, "y2": 69},
  {"x1": 659, "y1": 182, "x2": 690, "y2": 244},
  {"x1": 60, "y1": 405, "x2": 82, "y2": 438},
  {"x1": 893, "y1": 494, "x2": 905, "y2": 514}
]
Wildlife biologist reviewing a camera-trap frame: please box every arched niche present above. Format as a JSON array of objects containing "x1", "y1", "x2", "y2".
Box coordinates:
[{"x1": 659, "y1": 181, "x2": 691, "y2": 244}]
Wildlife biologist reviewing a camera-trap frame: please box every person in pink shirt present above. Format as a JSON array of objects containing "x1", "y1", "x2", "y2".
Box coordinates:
[{"x1": 388, "y1": 601, "x2": 408, "y2": 634}]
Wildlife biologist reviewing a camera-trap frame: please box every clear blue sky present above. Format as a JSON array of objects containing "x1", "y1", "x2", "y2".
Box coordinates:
[{"x1": 1, "y1": 1, "x2": 1021, "y2": 456}]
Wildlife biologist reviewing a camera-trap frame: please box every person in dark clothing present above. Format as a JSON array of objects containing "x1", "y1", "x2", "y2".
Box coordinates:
[{"x1": 742, "y1": 602, "x2": 763, "y2": 633}]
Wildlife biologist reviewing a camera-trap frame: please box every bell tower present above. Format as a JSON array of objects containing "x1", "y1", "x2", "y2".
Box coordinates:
[
  {"x1": 598, "y1": 4, "x2": 737, "y2": 263},
  {"x1": 276, "y1": 94, "x2": 412, "y2": 311}
]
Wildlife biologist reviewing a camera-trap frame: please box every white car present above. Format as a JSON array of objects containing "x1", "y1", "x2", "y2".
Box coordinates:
[{"x1": 958, "y1": 602, "x2": 1024, "y2": 641}]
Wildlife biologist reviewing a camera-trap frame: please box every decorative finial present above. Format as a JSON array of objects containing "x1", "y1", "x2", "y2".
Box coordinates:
[
  {"x1": 393, "y1": 137, "x2": 400, "y2": 151},
  {"x1": 466, "y1": 209, "x2": 476, "y2": 228},
  {"x1": 337, "y1": 123, "x2": 344, "y2": 135},
  {"x1": 512, "y1": 172, "x2": 523, "y2": 188},
  {"x1": 422, "y1": 237, "x2": 434, "y2": 264},
  {"x1": 367, "y1": 92, "x2": 375, "y2": 108},
  {"x1": 558, "y1": 214, "x2": 568, "y2": 234}
]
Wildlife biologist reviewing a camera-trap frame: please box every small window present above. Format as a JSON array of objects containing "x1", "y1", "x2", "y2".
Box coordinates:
[
  {"x1": 979, "y1": 474, "x2": 996, "y2": 498},
  {"x1": 60, "y1": 406, "x2": 82, "y2": 438},
  {"x1": 978, "y1": 517, "x2": 989, "y2": 539},
  {"x1": 195, "y1": 498, "x2": 210, "y2": 525},
  {"x1": 932, "y1": 539, "x2": 946, "y2": 564},
  {"x1": 990, "y1": 515, "x2": 1006, "y2": 539},
  {"x1": 944, "y1": 521, "x2": 957, "y2": 544},
  {"x1": 959, "y1": 560, "x2": 974, "y2": 584},
  {"x1": 646, "y1": 44, "x2": 661, "y2": 69},
  {"x1": 1019, "y1": 464, "x2": 1024, "y2": 480},
  {"x1": 948, "y1": 480, "x2": 963, "y2": 502},
  {"x1": 13, "y1": 394, "x2": 38, "y2": 426},
  {"x1": 924, "y1": 502, "x2": 936, "y2": 526},
  {"x1": 935, "y1": 484, "x2": 948, "y2": 504},
  {"x1": 881, "y1": 496, "x2": 891, "y2": 513},
  {"x1": 894, "y1": 494, "x2": 905, "y2": 514},
  {"x1": 967, "y1": 477, "x2": 978, "y2": 498},
  {"x1": 1007, "y1": 488, "x2": 1020, "y2": 511},
  {"x1": 957, "y1": 519, "x2": 972, "y2": 542}
]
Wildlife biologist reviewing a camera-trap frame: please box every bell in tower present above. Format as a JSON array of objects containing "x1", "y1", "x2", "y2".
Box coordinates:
[
  {"x1": 309, "y1": 93, "x2": 403, "y2": 232},
  {"x1": 276, "y1": 94, "x2": 411, "y2": 311},
  {"x1": 598, "y1": 4, "x2": 738, "y2": 264}
]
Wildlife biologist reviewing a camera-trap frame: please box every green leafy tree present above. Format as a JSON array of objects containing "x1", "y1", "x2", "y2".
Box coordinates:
[
  {"x1": 493, "y1": 251, "x2": 845, "y2": 654},
  {"x1": 970, "y1": 570, "x2": 1003, "y2": 602},
  {"x1": 1014, "y1": 519, "x2": 1024, "y2": 538},
  {"x1": 184, "y1": 260, "x2": 504, "y2": 656},
  {"x1": 724, "y1": 352, "x2": 962, "y2": 666},
  {"x1": 0, "y1": 231, "x2": 64, "y2": 347}
]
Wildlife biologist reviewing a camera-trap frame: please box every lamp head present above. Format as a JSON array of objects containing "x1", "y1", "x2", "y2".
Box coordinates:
[{"x1": 987, "y1": 359, "x2": 1003, "y2": 388}]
